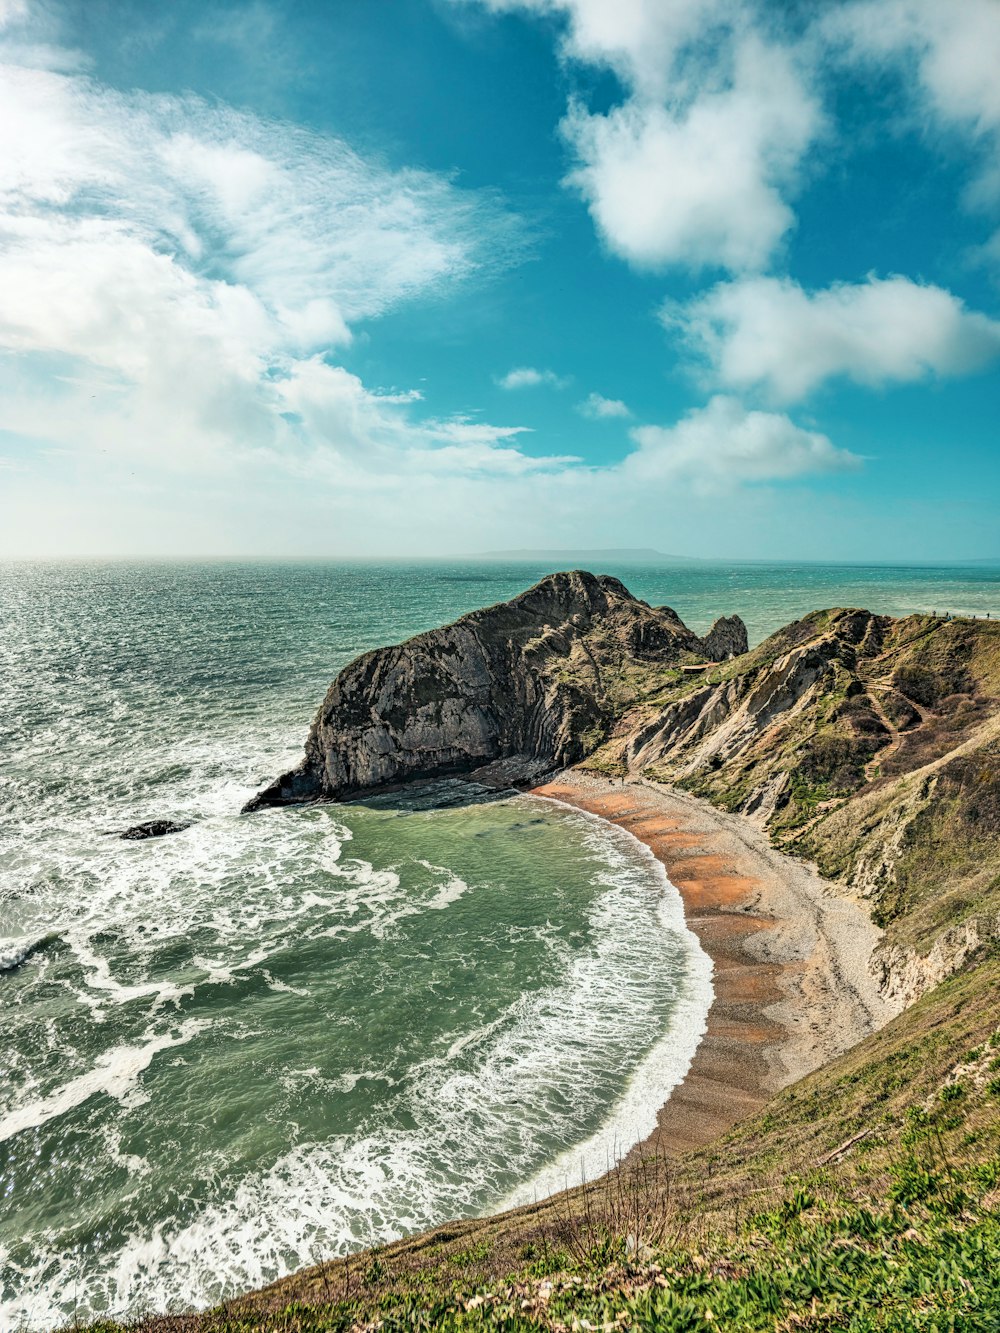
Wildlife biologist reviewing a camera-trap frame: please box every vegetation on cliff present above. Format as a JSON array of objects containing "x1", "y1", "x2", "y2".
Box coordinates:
[
  {"x1": 182, "y1": 576, "x2": 1000, "y2": 1332},
  {"x1": 85, "y1": 953, "x2": 1000, "y2": 1332},
  {"x1": 582, "y1": 606, "x2": 1000, "y2": 980}
]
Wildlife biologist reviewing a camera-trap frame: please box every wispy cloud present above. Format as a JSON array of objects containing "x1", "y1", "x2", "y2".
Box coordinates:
[
  {"x1": 578, "y1": 392, "x2": 630, "y2": 419},
  {"x1": 496, "y1": 366, "x2": 568, "y2": 389},
  {"x1": 0, "y1": 4, "x2": 537, "y2": 482}
]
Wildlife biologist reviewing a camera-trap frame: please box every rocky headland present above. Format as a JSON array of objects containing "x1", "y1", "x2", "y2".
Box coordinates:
[
  {"x1": 243, "y1": 570, "x2": 747, "y2": 810},
  {"x1": 245, "y1": 570, "x2": 1000, "y2": 1016},
  {"x1": 249, "y1": 567, "x2": 1000, "y2": 1013},
  {"x1": 114, "y1": 571, "x2": 1000, "y2": 1330}
]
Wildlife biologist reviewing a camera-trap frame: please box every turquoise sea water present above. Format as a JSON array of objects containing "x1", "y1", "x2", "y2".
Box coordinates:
[{"x1": 1, "y1": 558, "x2": 997, "y2": 1326}]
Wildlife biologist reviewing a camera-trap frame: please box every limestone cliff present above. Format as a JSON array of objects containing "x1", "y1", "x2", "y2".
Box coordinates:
[
  {"x1": 245, "y1": 573, "x2": 1000, "y2": 998},
  {"x1": 593, "y1": 606, "x2": 1000, "y2": 986},
  {"x1": 244, "y1": 570, "x2": 747, "y2": 810}
]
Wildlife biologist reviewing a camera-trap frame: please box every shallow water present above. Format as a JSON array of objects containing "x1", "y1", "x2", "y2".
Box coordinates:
[{"x1": 1, "y1": 558, "x2": 996, "y2": 1325}]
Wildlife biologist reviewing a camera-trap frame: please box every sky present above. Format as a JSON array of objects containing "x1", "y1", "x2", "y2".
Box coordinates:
[{"x1": 0, "y1": 0, "x2": 998, "y2": 561}]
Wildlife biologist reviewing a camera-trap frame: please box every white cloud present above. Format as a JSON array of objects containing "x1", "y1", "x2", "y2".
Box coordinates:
[
  {"x1": 578, "y1": 392, "x2": 630, "y2": 419},
  {"x1": 0, "y1": 2, "x2": 869, "y2": 558},
  {"x1": 456, "y1": 0, "x2": 729, "y2": 101},
  {"x1": 0, "y1": 0, "x2": 28, "y2": 28},
  {"x1": 672, "y1": 275, "x2": 1000, "y2": 402},
  {"x1": 0, "y1": 11, "x2": 535, "y2": 481},
  {"x1": 276, "y1": 359, "x2": 573, "y2": 477},
  {"x1": 827, "y1": 1, "x2": 1000, "y2": 260},
  {"x1": 625, "y1": 396, "x2": 860, "y2": 489},
  {"x1": 0, "y1": 390, "x2": 862, "y2": 558},
  {"x1": 496, "y1": 366, "x2": 567, "y2": 389},
  {"x1": 454, "y1": 1, "x2": 821, "y2": 273},
  {"x1": 828, "y1": 1, "x2": 1000, "y2": 142},
  {"x1": 563, "y1": 34, "x2": 821, "y2": 272}
]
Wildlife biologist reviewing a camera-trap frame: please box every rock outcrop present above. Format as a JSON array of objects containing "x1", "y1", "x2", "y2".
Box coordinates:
[
  {"x1": 244, "y1": 571, "x2": 1000, "y2": 1002},
  {"x1": 243, "y1": 570, "x2": 745, "y2": 810},
  {"x1": 119, "y1": 820, "x2": 191, "y2": 840},
  {"x1": 697, "y1": 614, "x2": 748, "y2": 661}
]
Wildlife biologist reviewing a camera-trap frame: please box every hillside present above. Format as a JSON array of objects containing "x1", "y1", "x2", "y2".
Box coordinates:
[
  {"x1": 581, "y1": 605, "x2": 1000, "y2": 993},
  {"x1": 138, "y1": 575, "x2": 1000, "y2": 1332}
]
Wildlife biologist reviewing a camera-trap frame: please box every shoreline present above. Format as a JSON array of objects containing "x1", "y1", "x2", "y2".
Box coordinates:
[{"x1": 530, "y1": 769, "x2": 900, "y2": 1157}]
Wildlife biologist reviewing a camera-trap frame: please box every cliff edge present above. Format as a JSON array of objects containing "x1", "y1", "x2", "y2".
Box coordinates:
[
  {"x1": 245, "y1": 573, "x2": 1000, "y2": 1002},
  {"x1": 587, "y1": 605, "x2": 1000, "y2": 998},
  {"x1": 243, "y1": 570, "x2": 746, "y2": 811}
]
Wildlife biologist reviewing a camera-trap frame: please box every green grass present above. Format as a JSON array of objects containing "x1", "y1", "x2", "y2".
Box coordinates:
[
  {"x1": 86, "y1": 1155, "x2": 1000, "y2": 1331},
  {"x1": 79, "y1": 956, "x2": 1000, "y2": 1333}
]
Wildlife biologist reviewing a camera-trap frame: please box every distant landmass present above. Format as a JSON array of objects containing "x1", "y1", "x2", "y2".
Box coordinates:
[{"x1": 477, "y1": 547, "x2": 692, "y2": 563}]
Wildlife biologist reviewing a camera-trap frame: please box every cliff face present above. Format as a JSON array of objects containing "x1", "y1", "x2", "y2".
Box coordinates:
[
  {"x1": 245, "y1": 572, "x2": 1000, "y2": 997},
  {"x1": 599, "y1": 607, "x2": 1000, "y2": 982},
  {"x1": 244, "y1": 570, "x2": 747, "y2": 810}
]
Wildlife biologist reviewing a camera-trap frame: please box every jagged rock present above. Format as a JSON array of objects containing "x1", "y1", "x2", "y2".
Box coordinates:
[
  {"x1": 119, "y1": 820, "x2": 190, "y2": 840},
  {"x1": 243, "y1": 570, "x2": 745, "y2": 811},
  {"x1": 242, "y1": 579, "x2": 1000, "y2": 1002},
  {"x1": 697, "y1": 615, "x2": 748, "y2": 661}
]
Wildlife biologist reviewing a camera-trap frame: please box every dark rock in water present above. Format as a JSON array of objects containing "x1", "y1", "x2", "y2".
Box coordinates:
[
  {"x1": 119, "y1": 820, "x2": 190, "y2": 840},
  {"x1": 244, "y1": 569, "x2": 747, "y2": 812}
]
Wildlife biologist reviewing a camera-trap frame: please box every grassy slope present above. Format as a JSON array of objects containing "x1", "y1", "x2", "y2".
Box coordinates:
[
  {"x1": 90, "y1": 952, "x2": 1000, "y2": 1333},
  {"x1": 85, "y1": 611, "x2": 1000, "y2": 1332}
]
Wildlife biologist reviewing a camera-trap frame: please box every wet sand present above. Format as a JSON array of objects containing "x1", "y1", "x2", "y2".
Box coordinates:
[{"x1": 531, "y1": 770, "x2": 899, "y2": 1156}]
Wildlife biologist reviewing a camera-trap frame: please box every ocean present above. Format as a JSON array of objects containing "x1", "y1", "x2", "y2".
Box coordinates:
[{"x1": 1, "y1": 558, "x2": 997, "y2": 1325}]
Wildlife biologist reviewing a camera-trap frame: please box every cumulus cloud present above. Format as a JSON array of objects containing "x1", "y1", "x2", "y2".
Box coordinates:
[
  {"x1": 625, "y1": 396, "x2": 860, "y2": 489},
  {"x1": 0, "y1": 8, "x2": 540, "y2": 482},
  {"x1": 578, "y1": 392, "x2": 630, "y2": 419},
  {"x1": 454, "y1": 1, "x2": 821, "y2": 273},
  {"x1": 563, "y1": 35, "x2": 821, "y2": 272},
  {"x1": 671, "y1": 275, "x2": 1000, "y2": 402},
  {"x1": 496, "y1": 366, "x2": 567, "y2": 389}
]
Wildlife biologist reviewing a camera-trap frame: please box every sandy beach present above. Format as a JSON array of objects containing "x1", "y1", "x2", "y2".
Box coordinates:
[{"x1": 531, "y1": 770, "x2": 900, "y2": 1156}]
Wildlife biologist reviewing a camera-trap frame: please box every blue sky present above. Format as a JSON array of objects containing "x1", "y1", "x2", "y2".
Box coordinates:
[{"x1": 0, "y1": 0, "x2": 998, "y2": 559}]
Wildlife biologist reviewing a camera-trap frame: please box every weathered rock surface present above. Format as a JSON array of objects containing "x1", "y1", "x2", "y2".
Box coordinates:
[
  {"x1": 611, "y1": 606, "x2": 1000, "y2": 997},
  {"x1": 243, "y1": 570, "x2": 744, "y2": 811},
  {"x1": 697, "y1": 614, "x2": 748, "y2": 661},
  {"x1": 119, "y1": 820, "x2": 191, "y2": 840},
  {"x1": 243, "y1": 571, "x2": 1000, "y2": 1002}
]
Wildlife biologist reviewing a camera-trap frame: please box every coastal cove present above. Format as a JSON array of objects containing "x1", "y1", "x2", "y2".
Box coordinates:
[
  {"x1": 2, "y1": 558, "x2": 999, "y2": 1327},
  {"x1": 1, "y1": 782, "x2": 711, "y2": 1328},
  {"x1": 531, "y1": 772, "x2": 897, "y2": 1158}
]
